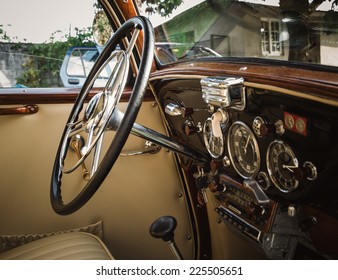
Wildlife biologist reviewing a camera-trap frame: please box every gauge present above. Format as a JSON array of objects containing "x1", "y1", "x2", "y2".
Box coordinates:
[
  {"x1": 284, "y1": 114, "x2": 294, "y2": 130},
  {"x1": 203, "y1": 117, "x2": 224, "y2": 158},
  {"x1": 295, "y1": 118, "x2": 306, "y2": 134},
  {"x1": 266, "y1": 140, "x2": 299, "y2": 192},
  {"x1": 227, "y1": 121, "x2": 261, "y2": 178}
]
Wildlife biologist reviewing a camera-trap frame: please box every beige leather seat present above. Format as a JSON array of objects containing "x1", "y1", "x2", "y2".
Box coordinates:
[{"x1": 0, "y1": 232, "x2": 113, "y2": 260}]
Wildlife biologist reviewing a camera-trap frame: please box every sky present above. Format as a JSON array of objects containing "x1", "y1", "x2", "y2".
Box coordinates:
[
  {"x1": 142, "y1": 0, "x2": 205, "y2": 27},
  {"x1": 0, "y1": 0, "x2": 97, "y2": 43},
  {"x1": 239, "y1": 0, "x2": 333, "y2": 9},
  {"x1": 0, "y1": 0, "x2": 334, "y2": 43},
  {"x1": 0, "y1": 0, "x2": 202, "y2": 43}
]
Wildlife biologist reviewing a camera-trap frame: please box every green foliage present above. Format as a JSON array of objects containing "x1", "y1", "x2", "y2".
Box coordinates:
[
  {"x1": 324, "y1": 9, "x2": 338, "y2": 33},
  {"x1": 18, "y1": 58, "x2": 41, "y2": 87},
  {"x1": 16, "y1": 27, "x2": 95, "y2": 87},
  {"x1": 141, "y1": 0, "x2": 184, "y2": 17},
  {"x1": 92, "y1": 10, "x2": 112, "y2": 46}
]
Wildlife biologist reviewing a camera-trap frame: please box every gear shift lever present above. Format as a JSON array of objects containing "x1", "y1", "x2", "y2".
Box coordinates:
[{"x1": 149, "y1": 216, "x2": 183, "y2": 260}]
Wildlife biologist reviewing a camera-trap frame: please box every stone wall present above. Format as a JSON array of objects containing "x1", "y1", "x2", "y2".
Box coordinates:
[
  {"x1": 0, "y1": 43, "x2": 27, "y2": 86},
  {"x1": 0, "y1": 42, "x2": 61, "y2": 87}
]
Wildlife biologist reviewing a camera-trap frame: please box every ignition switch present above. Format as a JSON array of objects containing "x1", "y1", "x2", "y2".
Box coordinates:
[{"x1": 194, "y1": 167, "x2": 209, "y2": 206}]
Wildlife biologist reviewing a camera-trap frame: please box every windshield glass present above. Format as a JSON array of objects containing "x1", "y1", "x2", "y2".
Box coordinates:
[{"x1": 140, "y1": 0, "x2": 338, "y2": 68}]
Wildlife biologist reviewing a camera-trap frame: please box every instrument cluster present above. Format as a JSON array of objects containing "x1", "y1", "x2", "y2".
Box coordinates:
[
  {"x1": 200, "y1": 76, "x2": 318, "y2": 198},
  {"x1": 160, "y1": 75, "x2": 338, "y2": 259}
]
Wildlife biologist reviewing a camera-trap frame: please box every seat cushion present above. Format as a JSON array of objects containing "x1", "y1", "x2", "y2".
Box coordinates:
[{"x1": 0, "y1": 232, "x2": 113, "y2": 260}]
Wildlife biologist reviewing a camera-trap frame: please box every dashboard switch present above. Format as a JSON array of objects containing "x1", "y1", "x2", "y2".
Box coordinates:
[
  {"x1": 253, "y1": 117, "x2": 284, "y2": 137},
  {"x1": 183, "y1": 120, "x2": 202, "y2": 135},
  {"x1": 260, "y1": 123, "x2": 276, "y2": 136},
  {"x1": 181, "y1": 107, "x2": 194, "y2": 117}
]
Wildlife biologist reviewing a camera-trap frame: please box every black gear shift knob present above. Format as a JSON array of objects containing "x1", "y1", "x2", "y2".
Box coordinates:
[
  {"x1": 149, "y1": 215, "x2": 177, "y2": 242},
  {"x1": 149, "y1": 216, "x2": 183, "y2": 260}
]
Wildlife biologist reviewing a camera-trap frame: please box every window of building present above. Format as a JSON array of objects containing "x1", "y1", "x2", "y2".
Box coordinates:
[{"x1": 261, "y1": 18, "x2": 282, "y2": 56}]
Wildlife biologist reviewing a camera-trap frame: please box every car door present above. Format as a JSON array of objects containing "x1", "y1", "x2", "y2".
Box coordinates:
[{"x1": 0, "y1": 0, "x2": 196, "y2": 260}]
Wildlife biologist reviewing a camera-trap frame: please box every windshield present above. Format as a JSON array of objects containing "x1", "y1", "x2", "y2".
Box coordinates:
[{"x1": 140, "y1": 0, "x2": 338, "y2": 68}]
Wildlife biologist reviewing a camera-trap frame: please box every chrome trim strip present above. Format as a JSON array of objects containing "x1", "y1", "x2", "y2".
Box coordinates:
[{"x1": 218, "y1": 205, "x2": 262, "y2": 243}]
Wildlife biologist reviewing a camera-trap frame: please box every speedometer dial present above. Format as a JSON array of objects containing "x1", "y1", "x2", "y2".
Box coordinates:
[
  {"x1": 227, "y1": 121, "x2": 261, "y2": 178},
  {"x1": 266, "y1": 140, "x2": 299, "y2": 192}
]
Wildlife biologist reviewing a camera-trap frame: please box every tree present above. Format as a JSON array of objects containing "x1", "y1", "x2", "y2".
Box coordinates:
[
  {"x1": 139, "y1": 0, "x2": 338, "y2": 60},
  {"x1": 139, "y1": 0, "x2": 184, "y2": 17},
  {"x1": 279, "y1": 0, "x2": 338, "y2": 61},
  {"x1": 140, "y1": 0, "x2": 338, "y2": 17},
  {"x1": 16, "y1": 28, "x2": 95, "y2": 87}
]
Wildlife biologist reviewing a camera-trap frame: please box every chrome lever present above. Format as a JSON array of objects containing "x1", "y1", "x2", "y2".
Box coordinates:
[
  {"x1": 120, "y1": 141, "x2": 161, "y2": 156},
  {"x1": 165, "y1": 102, "x2": 207, "y2": 117},
  {"x1": 69, "y1": 135, "x2": 90, "y2": 181},
  {"x1": 243, "y1": 178, "x2": 270, "y2": 204}
]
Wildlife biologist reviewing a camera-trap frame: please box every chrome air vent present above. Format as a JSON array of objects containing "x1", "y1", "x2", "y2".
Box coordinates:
[{"x1": 201, "y1": 76, "x2": 246, "y2": 110}]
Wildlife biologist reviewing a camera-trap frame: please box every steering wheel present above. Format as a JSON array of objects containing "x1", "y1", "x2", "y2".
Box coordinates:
[{"x1": 51, "y1": 16, "x2": 154, "y2": 215}]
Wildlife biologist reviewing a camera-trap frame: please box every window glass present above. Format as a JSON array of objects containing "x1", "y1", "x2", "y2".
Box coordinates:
[
  {"x1": 60, "y1": 46, "x2": 116, "y2": 87},
  {"x1": 0, "y1": 0, "x2": 99, "y2": 88},
  {"x1": 261, "y1": 18, "x2": 281, "y2": 56},
  {"x1": 140, "y1": 0, "x2": 338, "y2": 68}
]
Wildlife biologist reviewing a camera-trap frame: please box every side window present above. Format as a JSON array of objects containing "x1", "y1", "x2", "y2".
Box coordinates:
[{"x1": 0, "y1": 0, "x2": 105, "y2": 89}]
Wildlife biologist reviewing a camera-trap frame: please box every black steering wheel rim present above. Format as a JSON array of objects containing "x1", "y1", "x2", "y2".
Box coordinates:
[{"x1": 51, "y1": 16, "x2": 154, "y2": 215}]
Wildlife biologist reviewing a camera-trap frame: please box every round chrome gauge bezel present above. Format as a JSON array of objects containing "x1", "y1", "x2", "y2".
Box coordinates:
[
  {"x1": 227, "y1": 121, "x2": 261, "y2": 179},
  {"x1": 203, "y1": 117, "x2": 224, "y2": 158},
  {"x1": 266, "y1": 140, "x2": 299, "y2": 193}
]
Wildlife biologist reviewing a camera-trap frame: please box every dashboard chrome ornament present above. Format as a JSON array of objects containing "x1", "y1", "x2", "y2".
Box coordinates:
[
  {"x1": 252, "y1": 116, "x2": 266, "y2": 137},
  {"x1": 266, "y1": 140, "x2": 299, "y2": 192},
  {"x1": 203, "y1": 117, "x2": 225, "y2": 158},
  {"x1": 227, "y1": 121, "x2": 261, "y2": 178},
  {"x1": 201, "y1": 76, "x2": 246, "y2": 110},
  {"x1": 164, "y1": 102, "x2": 183, "y2": 116}
]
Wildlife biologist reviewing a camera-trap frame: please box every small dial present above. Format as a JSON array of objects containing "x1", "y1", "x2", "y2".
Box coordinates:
[
  {"x1": 203, "y1": 117, "x2": 224, "y2": 158},
  {"x1": 227, "y1": 121, "x2": 261, "y2": 178},
  {"x1": 295, "y1": 118, "x2": 306, "y2": 134},
  {"x1": 284, "y1": 114, "x2": 294, "y2": 130},
  {"x1": 257, "y1": 171, "x2": 271, "y2": 190},
  {"x1": 266, "y1": 140, "x2": 299, "y2": 192}
]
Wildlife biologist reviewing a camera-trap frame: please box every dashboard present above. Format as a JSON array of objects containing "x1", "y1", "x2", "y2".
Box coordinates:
[{"x1": 155, "y1": 75, "x2": 338, "y2": 259}]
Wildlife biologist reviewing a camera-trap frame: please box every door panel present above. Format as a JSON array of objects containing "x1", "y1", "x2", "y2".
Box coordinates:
[{"x1": 0, "y1": 97, "x2": 195, "y2": 259}]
